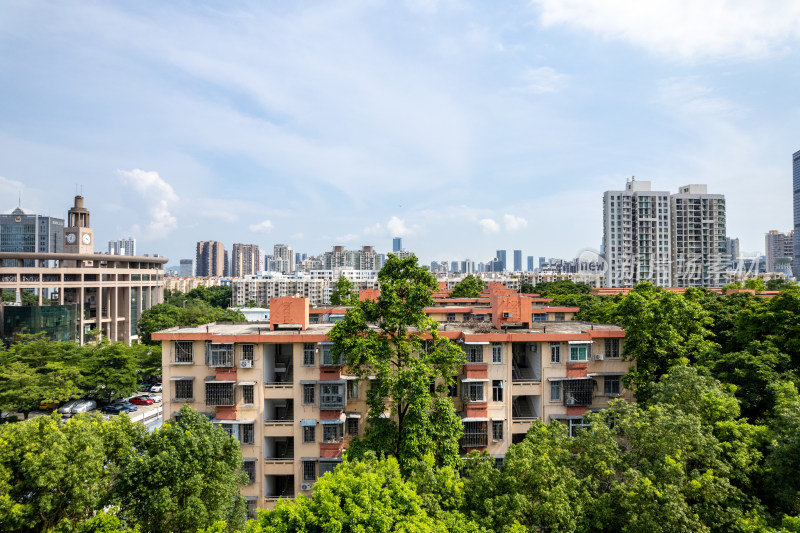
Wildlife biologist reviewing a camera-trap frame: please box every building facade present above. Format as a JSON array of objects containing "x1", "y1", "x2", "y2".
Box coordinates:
[
  {"x1": 765, "y1": 230, "x2": 794, "y2": 274},
  {"x1": 793, "y1": 150, "x2": 800, "y2": 279},
  {"x1": 513, "y1": 250, "x2": 522, "y2": 272},
  {"x1": 231, "y1": 244, "x2": 261, "y2": 277},
  {"x1": 0, "y1": 206, "x2": 64, "y2": 267},
  {"x1": 322, "y1": 246, "x2": 382, "y2": 271},
  {"x1": 179, "y1": 259, "x2": 194, "y2": 277},
  {"x1": 108, "y1": 238, "x2": 136, "y2": 256},
  {"x1": 155, "y1": 291, "x2": 631, "y2": 515},
  {"x1": 196, "y1": 241, "x2": 226, "y2": 277},
  {"x1": 670, "y1": 185, "x2": 727, "y2": 287}
]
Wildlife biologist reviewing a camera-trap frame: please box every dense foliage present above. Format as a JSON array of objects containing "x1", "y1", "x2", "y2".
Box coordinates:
[{"x1": 449, "y1": 274, "x2": 486, "y2": 298}]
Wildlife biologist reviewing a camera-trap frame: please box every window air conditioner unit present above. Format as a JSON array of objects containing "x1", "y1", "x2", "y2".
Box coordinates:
[
  {"x1": 300, "y1": 482, "x2": 313, "y2": 491},
  {"x1": 502, "y1": 312, "x2": 512, "y2": 318},
  {"x1": 240, "y1": 360, "x2": 253, "y2": 368},
  {"x1": 594, "y1": 353, "x2": 604, "y2": 361}
]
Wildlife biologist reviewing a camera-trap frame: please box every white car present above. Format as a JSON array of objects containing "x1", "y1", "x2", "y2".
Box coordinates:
[
  {"x1": 70, "y1": 400, "x2": 97, "y2": 414},
  {"x1": 58, "y1": 400, "x2": 81, "y2": 415},
  {"x1": 150, "y1": 383, "x2": 162, "y2": 393},
  {"x1": 139, "y1": 393, "x2": 162, "y2": 403}
]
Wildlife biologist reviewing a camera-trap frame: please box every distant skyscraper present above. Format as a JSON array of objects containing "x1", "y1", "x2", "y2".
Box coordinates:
[
  {"x1": 527, "y1": 256, "x2": 534, "y2": 271},
  {"x1": 393, "y1": 237, "x2": 402, "y2": 253},
  {"x1": 231, "y1": 243, "x2": 261, "y2": 277},
  {"x1": 495, "y1": 250, "x2": 507, "y2": 272},
  {"x1": 765, "y1": 230, "x2": 794, "y2": 274},
  {"x1": 513, "y1": 250, "x2": 522, "y2": 272},
  {"x1": 273, "y1": 244, "x2": 295, "y2": 274},
  {"x1": 196, "y1": 241, "x2": 226, "y2": 277},
  {"x1": 451, "y1": 261, "x2": 460, "y2": 273},
  {"x1": 179, "y1": 259, "x2": 193, "y2": 277},
  {"x1": 793, "y1": 150, "x2": 800, "y2": 279},
  {"x1": 108, "y1": 237, "x2": 136, "y2": 256}
]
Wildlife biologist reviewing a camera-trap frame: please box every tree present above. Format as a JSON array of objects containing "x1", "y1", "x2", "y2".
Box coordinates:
[
  {"x1": 328, "y1": 254, "x2": 466, "y2": 473},
  {"x1": 249, "y1": 454, "x2": 476, "y2": 533},
  {"x1": 81, "y1": 342, "x2": 141, "y2": 404},
  {"x1": 138, "y1": 302, "x2": 245, "y2": 345},
  {"x1": 449, "y1": 275, "x2": 485, "y2": 298},
  {"x1": 115, "y1": 405, "x2": 247, "y2": 533},
  {"x1": 137, "y1": 303, "x2": 183, "y2": 344},
  {"x1": 530, "y1": 280, "x2": 592, "y2": 297},
  {"x1": 329, "y1": 275, "x2": 358, "y2": 306}
]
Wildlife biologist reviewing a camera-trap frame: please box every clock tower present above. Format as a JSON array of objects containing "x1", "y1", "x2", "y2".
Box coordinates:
[{"x1": 64, "y1": 195, "x2": 94, "y2": 254}]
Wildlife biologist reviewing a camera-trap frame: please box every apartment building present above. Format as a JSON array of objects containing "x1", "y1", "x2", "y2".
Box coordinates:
[
  {"x1": 196, "y1": 241, "x2": 227, "y2": 277},
  {"x1": 231, "y1": 244, "x2": 261, "y2": 277},
  {"x1": 155, "y1": 290, "x2": 630, "y2": 515},
  {"x1": 108, "y1": 237, "x2": 136, "y2": 256},
  {"x1": 322, "y1": 246, "x2": 383, "y2": 271},
  {"x1": 765, "y1": 230, "x2": 794, "y2": 274},
  {"x1": 671, "y1": 185, "x2": 727, "y2": 287},
  {"x1": 231, "y1": 272, "x2": 380, "y2": 308}
]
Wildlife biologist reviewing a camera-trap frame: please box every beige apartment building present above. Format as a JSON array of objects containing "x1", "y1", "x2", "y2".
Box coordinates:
[{"x1": 155, "y1": 287, "x2": 631, "y2": 516}]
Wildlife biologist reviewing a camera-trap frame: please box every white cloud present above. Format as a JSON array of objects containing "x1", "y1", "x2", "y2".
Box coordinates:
[
  {"x1": 387, "y1": 216, "x2": 410, "y2": 236},
  {"x1": 249, "y1": 219, "x2": 274, "y2": 233},
  {"x1": 363, "y1": 222, "x2": 382, "y2": 236},
  {"x1": 479, "y1": 218, "x2": 500, "y2": 234},
  {"x1": 503, "y1": 214, "x2": 529, "y2": 231},
  {"x1": 336, "y1": 233, "x2": 359, "y2": 242},
  {"x1": 533, "y1": 0, "x2": 800, "y2": 61},
  {"x1": 518, "y1": 66, "x2": 567, "y2": 94},
  {"x1": 118, "y1": 169, "x2": 178, "y2": 235}
]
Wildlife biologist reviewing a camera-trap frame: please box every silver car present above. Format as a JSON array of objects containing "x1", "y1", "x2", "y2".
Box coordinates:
[
  {"x1": 58, "y1": 400, "x2": 81, "y2": 415},
  {"x1": 70, "y1": 400, "x2": 97, "y2": 414}
]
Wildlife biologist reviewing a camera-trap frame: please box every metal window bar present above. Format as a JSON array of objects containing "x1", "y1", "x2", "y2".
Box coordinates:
[
  {"x1": 605, "y1": 338, "x2": 620, "y2": 358},
  {"x1": 467, "y1": 382, "x2": 484, "y2": 402},
  {"x1": 492, "y1": 420, "x2": 504, "y2": 441},
  {"x1": 319, "y1": 383, "x2": 345, "y2": 410},
  {"x1": 174, "y1": 380, "x2": 193, "y2": 401},
  {"x1": 461, "y1": 421, "x2": 488, "y2": 448},
  {"x1": 322, "y1": 423, "x2": 344, "y2": 443},
  {"x1": 492, "y1": 343, "x2": 502, "y2": 363},
  {"x1": 243, "y1": 460, "x2": 256, "y2": 484},
  {"x1": 239, "y1": 424, "x2": 254, "y2": 445},
  {"x1": 174, "y1": 341, "x2": 193, "y2": 363},
  {"x1": 563, "y1": 379, "x2": 594, "y2": 406},
  {"x1": 303, "y1": 343, "x2": 315, "y2": 366},
  {"x1": 466, "y1": 346, "x2": 483, "y2": 363},
  {"x1": 206, "y1": 343, "x2": 234, "y2": 367},
  {"x1": 241, "y1": 344, "x2": 254, "y2": 362},
  {"x1": 303, "y1": 460, "x2": 317, "y2": 481},
  {"x1": 303, "y1": 384, "x2": 315, "y2": 404},
  {"x1": 303, "y1": 425, "x2": 315, "y2": 443},
  {"x1": 205, "y1": 383, "x2": 235, "y2": 406},
  {"x1": 241, "y1": 385, "x2": 254, "y2": 405}
]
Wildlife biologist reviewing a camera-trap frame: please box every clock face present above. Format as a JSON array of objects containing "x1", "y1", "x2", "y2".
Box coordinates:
[
  {"x1": 82, "y1": 234, "x2": 91, "y2": 245},
  {"x1": 66, "y1": 233, "x2": 76, "y2": 244}
]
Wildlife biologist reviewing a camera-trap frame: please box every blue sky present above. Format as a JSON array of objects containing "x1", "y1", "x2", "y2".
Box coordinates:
[{"x1": 2, "y1": 0, "x2": 799, "y2": 267}]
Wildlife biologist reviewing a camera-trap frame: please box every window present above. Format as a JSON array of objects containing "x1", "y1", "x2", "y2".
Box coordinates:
[
  {"x1": 564, "y1": 418, "x2": 590, "y2": 438},
  {"x1": 303, "y1": 343, "x2": 315, "y2": 366},
  {"x1": 492, "y1": 380, "x2": 503, "y2": 402},
  {"x1": 206, "y1": 343, "x2": 234, "y2": 367},
  {"x1": 448, "y1": 379, "x2": 458, "y2": 397},
  {"x1": 550, "y1": 381, "x2": 562, "y2": 402},
  {"x1": 320, "y1": 343, "x2": 338, "y2": 366},
  {"x1": 174, "y1": 341, "x2": 193, "y2": 363},
  {"x1": 465, "y1": 382, "x2": 484, "y2": 402},
  {"x1": 243, "y1": 460, "x2": 256, "y2": 484},
  {"x1": 563, "y1": 379, "x2": 594, "y2": 406},
  {"x1": 346, "y1": 380, "x2": 358, "y2": 400},
  {"x1": 303, "y1": 425, "x2": 315, "y2": 444},
  {"x1": 492, "y1": 420, "x2": 504, "y2": 441},
  {"x1": 319, "y1": 461, "x2": 339, "y2": 477},
  {"x1": 245, "y1": 498, "x2": 257, "y2": 520},
  {"x1": 241, "y1": 384, "x2": 254, "y2": 405},
  {"x1": 303, "y1": 460, "x2": 317, "y2": 481},
  {"x1": 554, "y1": 312, "x2": 565, "y2": 322},
  {"x1": 241, "y1": 344, "x2": 254, "y2": 363},
  {"x1": 550, "y1": 343, "x2": 561, "y2": 364},
  {"x1": 466, "y1": 345, "x2": 483, "y2": 363},
  {"x1": 492, "y1": 342, "x2": 502, "y2": 364},
  {"x1": 322, "y1": 423, "x2": 344, "y2": 443},
  {"x1": 239, "y1": 424, "x2": 254, "y2": 445},
  {"x1": 604, "y1": 376, "x2": 621, "y2": 395},
  {"x1": 461, "y1": 421, "x2": 488, "y2": 448},
  {"x1": 174, "y1": 379, "x2": 193, "y2": 401},
  {"x1": 532, "y1": 313, "x2": 547, "y2": 322},
  {"x1": 447, "y1": 313, "x2": 456, "y2": 322},
  {"x1": 605, "y1": 338, "x2": 621, "y2": 359},
  {"x1": 569, "y1": 344, "x2": 588, "y2": 362},
  {"x1": 347, "y1": 417, "x2": 359, "y2": 436},
  {"x1": 319, "y1": 382, "x2": 345, "y2": 410},
  {"x1": 205, "y1": 382, "x2": 235, "y2": 406},
  {"x1": 303, "y1": 384, "x2": 315, "y2": 405}
]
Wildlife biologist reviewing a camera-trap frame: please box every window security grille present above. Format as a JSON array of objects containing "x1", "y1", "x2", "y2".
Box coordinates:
[
  {"x1": 604, "y1": 376, "x2": 621, "y2": 395},
  {"x1": 241, "y1": 344, "x2": 254, "y2": 362},
  {"x1": 346, "y1": 380, "x2": 358, "y2": 399},
  {"x1": 322, "y1": 423, "x2": 344, "y2": 443},
  {"x1": 303, "y1": 384, "x2": 315, "y2": 404},
  {"x1": 492, "y1": 420, "x2": 504, "y2": 441},
  {"x1": 320, "y1": 343, "x2": 338, "y2": 366},
  {"x1": 303, "y1": 343, "x2": 315, "y2": 366},
  {"x1": 550, "y1": 381, "x2": 561, "y2": 402},
  {"x1": 605, "y1": 338, "x2": 621, "y2": 358},
  {"x1": 319, "y1": 461, "x2": 338, "y2": 477},
  {"x1": 205, "y1": 383, "x2": 235, "y2": 406},
  {"x1": 241, "y1": 385, "x2": 254, "y2": 405},
  {"x1": 239, "y1": 424, "x2": 254, "y2": 445},
  {"x1": 563, "y1": 379, "x2": 594, "y2": 406},
  {"x1": 347, "y1": 417, "x2": 359, "y2": 436},
  {"x1": 174, "y1": 380, "x2": 193, "y2": 401},
  {"x1": 461, "y1": 421, "x2": 488, "y2": 448},
  {"x1": 303, "y1": 460, "x2": 317, "y2": 481},
  {"x1": 174, "y1": 341, "x2": 193, "y2": 363},
  {"x1": 319, "y1": 383, "x2": 345, "y2": 410},
  {"x1": 550, "y1": 344, "x2": 561, "y2": 363},
  {"x1": 466, "y1": 382, "x2": 484, "y2": 402},
  {"x1": 243, "y1": 460, "x2": 256, "y2": 484},
  {"x1": 206, "y1": 343, "x2": 234, "y2": 367},
  {"x1": 492, "y1": 343, "x2": 502, "y2": 364},
  {"x1": 466, "y1": 346, "x2": 483, "y2": 363},
  {"x1": 303, "y1": 425, "x2": 315, "y2": 443},
  {"x1": 245, "y1": 499, "x2": 257, "y2": 520}
]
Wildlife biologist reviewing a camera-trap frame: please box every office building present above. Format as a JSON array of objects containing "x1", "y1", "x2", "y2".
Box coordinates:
[
  {"x1": 108, "y1": 237, "x2": 136, "y2": 256},
  {"x1": 392, "y1": 237, "x2": 402, "y2": 253},
  {"x1": 179, "y1": 259, "x2": 194, "y2": 277},
  {"x1": 231, "y1": 244, "x2": 261, "y2": 277},
  {"x1": 527, "y1": 256, "x2": 534, "y2": 272},
  {"x1": 1, "y1": 205, "x2": 64, "y2": 267},
  {"x1": 156, "y1": 288, "x2": 631, "y2": 513},
  {"x1": 196, "y1": 241, "x2": 226, "y2": 277},
  {"x1": 1, "y1": 195, "x2": 166, "y2": 344},
  {"x1": 765, "y1": 230, "x2": 794, "y2": 274},
  {"x1": 495, "y1": 250, "x2": 507, "y2": 272},
  {"x1": 513, "y1": 250, "x2": 522, "y2": 272},
  {"x1": 793, "y1": 150, "x2": 800, "y2": 279},
  {"x1": 603, "y1": 179, "x2": 672, "y2": 287},
  {"x1": 670, "y1": 184, "x2": 727, "y2": 287}
]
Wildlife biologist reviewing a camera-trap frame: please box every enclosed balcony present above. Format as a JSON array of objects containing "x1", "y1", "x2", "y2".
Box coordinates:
[
  {"x1": 511, "y1": 343, "x2": 541, "y2": 382},
  {"x1": 264, "y1": 399, "x2": 294, "y2": 423}
]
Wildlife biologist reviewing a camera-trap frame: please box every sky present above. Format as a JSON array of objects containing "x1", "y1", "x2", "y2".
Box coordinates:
[{"x1": 1, "y1": 0, "x2": 799, "y2": 268}]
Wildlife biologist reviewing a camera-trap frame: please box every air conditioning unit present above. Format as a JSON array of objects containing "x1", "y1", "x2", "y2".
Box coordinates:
[
  {"x1": 240, "y1": 359, "x2": 253, "y2": 368},
  {"x1": 300, "y1": 482, "x2": 313, "y2": 491},
  {"x1": 502, "y1": 312, "x2": 513, "y2": 318},
  {"x1": 594, "y1": 353, "x2": 604, "y2": 361}
]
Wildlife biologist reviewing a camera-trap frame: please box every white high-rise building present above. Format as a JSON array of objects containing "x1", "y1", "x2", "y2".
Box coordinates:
[
  {"x1": 603, "y1": 179, "x2": 672, "y2": 287},
  {"x1": 670, "y1": 185, "x2": 727, "y2": 287},
  {"x1": 272, "y1": 244, "x2": 295, "y2": 274},
  {"x1": 108, "y1": 237, "x2": 136, "y2": 256}
]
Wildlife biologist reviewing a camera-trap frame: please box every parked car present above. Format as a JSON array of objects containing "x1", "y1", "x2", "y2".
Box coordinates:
[
  {"x1": 39, "y1": 401, "x2": 59, "y2": 410},
  {"x1": 139, "y1": 393, "x2": 162, "y2": 403},
  {"x1": 150, "y1": 383, "x2": 162, "y2": 393},
  {"x1": 138, "y1": 383, "x2": 152, "y2": 392},
  {"x1": 102, "y1": 404, "x2": 126, "y2": 415},
  {"x1": 129, "y1": 396, "x2": 154, "y2": 406},
  {"x1": 58, "y1": 400, "x2": 81, "y2": 415},
  {"x1": 112, "y1": 400, "x2": 139, "y2": 412},
  {"x1": 70, "y1": 400, "x2": 97, "y2": 414}
]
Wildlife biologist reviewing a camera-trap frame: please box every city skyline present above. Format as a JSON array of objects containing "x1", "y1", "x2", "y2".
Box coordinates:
[{"x1": 2, "y1": 2, "x2": 799, "y2": 266}]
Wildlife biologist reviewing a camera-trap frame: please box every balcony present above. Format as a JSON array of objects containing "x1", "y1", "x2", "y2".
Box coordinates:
[
  {"x1": 511, "y1": 343, "x2": 540, "y2": 382},
  {"x1": 264, "y1": 437, "x2": 294, "y2": 463},
  {"x1": 264, "y1": 343, "x2": 293, "y2": 385},
  {"x1": 264, "y1": 399, "x2": 293, "y2": 426},
  {"x1": 264, "y1": 475, "x2": 295, "y2": 501}
]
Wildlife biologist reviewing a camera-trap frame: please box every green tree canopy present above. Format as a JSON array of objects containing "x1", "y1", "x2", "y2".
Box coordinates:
[
  {"x1": 329, "y1": 275, "x2": 358, "y2": 306},
  {"x1": 449, "y1": 275, "x2": 485, "y2": 298},
  {"x1": 328, "y1": 254, "x2": 466, "y2": 473}
]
